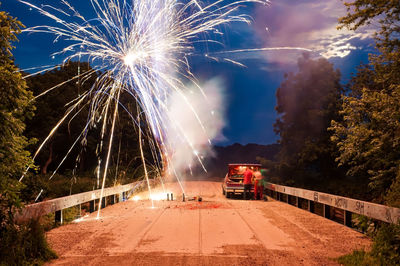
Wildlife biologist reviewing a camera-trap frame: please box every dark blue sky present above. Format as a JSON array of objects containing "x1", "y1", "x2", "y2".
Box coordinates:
[{"x1": 2, "y1": 0, "x2": 373, "y2": 146}]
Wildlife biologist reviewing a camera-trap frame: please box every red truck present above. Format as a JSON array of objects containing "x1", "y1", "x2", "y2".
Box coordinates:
[{"x1": 221, "y1": 163, "x2": 261, "y2": 198}]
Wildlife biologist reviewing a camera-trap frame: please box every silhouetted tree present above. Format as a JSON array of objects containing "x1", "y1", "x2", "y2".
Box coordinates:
[
  {"x1": 274, "y1": 54, "x2": 345, "y2": 189},
  {"x1": 25, "y1": 62, "x2": 98, "y2": 174}
]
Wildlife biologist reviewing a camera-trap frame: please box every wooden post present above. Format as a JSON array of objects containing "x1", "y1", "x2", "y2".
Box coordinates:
[
  {"x1": 324, "y1": 205, "x2": 331, "y2": 219},
  {"x1": 55, "y1": 210, "x2": 63, "y2": 224},
  {"x1": 286, "y1": 194, "x2": 290, "y2": 204},
  {"x1": 110, "y1": 195, "x2": 115, "y2": 205},
  {"x1": 344, "y1": 210, "x2": 352, "y2": 227},
  {"x1": 90, "y1": 200, "x2": 95, "y2": 213},
  {"x1": 308, "y1": 200, "x2": 315, "y2": 213},
  {"x1": 295, "y1": 197, "x2": 299, "y2": 208},
  {"x1": 119, "y1": 192, "x2": 123, "y2": 202},
  {"x1": 101, "y1": 197, "x2": 106, "y2": 208}
]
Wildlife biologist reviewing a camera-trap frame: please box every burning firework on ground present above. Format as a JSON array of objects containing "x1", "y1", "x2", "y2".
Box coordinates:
[{"x1": 17, "y1": 0, "x2": 310, "y2": 216}]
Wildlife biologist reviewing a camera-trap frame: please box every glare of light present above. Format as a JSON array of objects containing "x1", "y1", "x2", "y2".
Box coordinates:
[
  {"x1": 132, "y1": 195, "x2": 141, "y2": 201},
  {"x1": 150, "y1": 192, "x2": 171, "y2": 201},
  {"x1": 123, "y1": 50, "x2": 148, "y2": 66},
  {"x1": 73, "y1": 214, "x2": 89, "y2": 223}
]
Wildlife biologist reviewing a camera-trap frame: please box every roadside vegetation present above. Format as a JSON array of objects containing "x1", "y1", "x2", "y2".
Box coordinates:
[
  {"x1": 334, "y1": 1, "x2": 400, "y2": 263},
  {"x1": 0, "y1": 5, "x2": 57, "y2": 264},
  {"x1": 0, "y1": 2, "x2": 154, "y2": 264},
  {"x1": 259, "y1": 1, "x2": 400, "y2": 264}
]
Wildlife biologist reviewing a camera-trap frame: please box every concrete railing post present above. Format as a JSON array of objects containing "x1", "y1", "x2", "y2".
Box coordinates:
[{"x1": 295, "y1": 197, "x2": 299, "y2": 208}]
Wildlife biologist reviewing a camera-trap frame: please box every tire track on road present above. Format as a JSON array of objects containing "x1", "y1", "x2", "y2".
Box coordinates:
[
  {"x1": 226, "y1": 200, "x2": 267, "y2": 249},
  {"x1": 133, "y1": 206, "x2": 167, "y2": 251}
]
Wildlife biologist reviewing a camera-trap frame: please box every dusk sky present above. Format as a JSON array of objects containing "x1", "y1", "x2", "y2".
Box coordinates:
[{"x1": 2, "y1": 0, "x2": 375, "y2": 146}]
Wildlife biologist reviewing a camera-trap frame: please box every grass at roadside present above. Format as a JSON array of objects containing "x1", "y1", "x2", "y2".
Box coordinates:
[{"x1": 338, "y1": 223, "x2": 400, "y2": 266}]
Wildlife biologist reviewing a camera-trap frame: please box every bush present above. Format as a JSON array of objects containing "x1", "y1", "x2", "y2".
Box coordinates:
[
  {"x1": 370, "y1": 223, "x2": 400, "y2": 265},
  {"x1": 0, "y1": 219, "x2": 57, "y2": 265},
  {"x1": 338, "y1": 223, "x2": 400, "y2": 266}
]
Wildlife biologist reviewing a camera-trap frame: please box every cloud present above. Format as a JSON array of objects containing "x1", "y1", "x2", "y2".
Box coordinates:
[{"x1": 251, "y1": 0, "x2": 375, "y2": 64}]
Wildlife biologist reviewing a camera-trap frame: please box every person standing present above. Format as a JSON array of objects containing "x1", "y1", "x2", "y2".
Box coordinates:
[
  {"x1": 259, "y1": 169, "x2": 268, "y2": 200},
  {"x1": 253, "y1": 170, "x2": 263, "y2": 200},
  {"x1": 243, "y1": 168, "x2": 253, "y2": 200}
]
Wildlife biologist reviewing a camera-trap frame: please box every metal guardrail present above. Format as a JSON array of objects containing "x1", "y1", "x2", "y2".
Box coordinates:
[
  {"x1": 265, "y1": 182, "x2": 400, "y2": 225},
  {"x1": 15, "y1": 182, "x2": 142, "y2": 223}
]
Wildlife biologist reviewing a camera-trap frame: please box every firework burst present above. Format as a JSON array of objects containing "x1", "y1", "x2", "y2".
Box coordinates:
[{"x1": 19, "y1": 0, "x2": 270, "y2": 215}]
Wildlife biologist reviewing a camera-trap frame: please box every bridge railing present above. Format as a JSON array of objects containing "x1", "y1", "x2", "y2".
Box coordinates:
[
  {"x1": 265, "y1": 182, "x2": 400, "y2": 226},
  {"x1": 15, "y1": 181, "x2": 143, "y2": 224}
]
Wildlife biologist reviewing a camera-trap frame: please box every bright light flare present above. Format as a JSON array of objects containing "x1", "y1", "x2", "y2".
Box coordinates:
[
  {"x1": 150, "y1": 192, "x2": 170, "y2": 201},
  {"x1": 73, "y1": 214, "x2": 89, "y2": 223},
  {"x1": 123, "y1": 51, "x2": 148, "y2": 66},
  {"x1": 132, "y1": 195, "x2": 141, "y2": 201}
]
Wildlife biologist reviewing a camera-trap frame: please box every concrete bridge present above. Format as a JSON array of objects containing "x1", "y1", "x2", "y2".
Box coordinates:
[{"x1": 23, "y1": 180, "x2": 390, "y2": 265}]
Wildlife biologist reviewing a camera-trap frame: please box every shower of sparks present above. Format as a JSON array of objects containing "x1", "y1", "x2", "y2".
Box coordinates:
[{"x1": 18, "y1": 0, "x2": 277, "y2": 216}]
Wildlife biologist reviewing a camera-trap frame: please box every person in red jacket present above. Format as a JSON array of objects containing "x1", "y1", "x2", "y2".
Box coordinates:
[{"x1": 243, "y1": 168, "x2": 253, "y2": 200}]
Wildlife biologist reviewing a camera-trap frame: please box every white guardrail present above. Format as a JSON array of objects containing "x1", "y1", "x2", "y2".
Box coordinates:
[
  {"x1": 15, "y1": 182, "x2": 142, "y2": 223},
  {"x1": 265, "y1": 182, "x2": 400, "y2": 225}
]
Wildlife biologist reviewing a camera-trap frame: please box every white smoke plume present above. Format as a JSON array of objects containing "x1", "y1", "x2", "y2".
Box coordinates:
[{"x1": 164, "y1": 77, "x2": 226, "y2": 177}]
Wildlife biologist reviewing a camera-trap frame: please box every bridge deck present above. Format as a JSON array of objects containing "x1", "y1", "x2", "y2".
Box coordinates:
[{"x1": 46, "y1": 181, "x2": 370, "y2": 265}]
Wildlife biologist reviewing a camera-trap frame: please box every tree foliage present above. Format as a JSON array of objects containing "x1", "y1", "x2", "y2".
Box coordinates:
[
  {"x1": 0, "y1": 5, "x2": 57, "y2": 265},
  {"x1": 25, "y1": 62, "x2": 98, "y2": 175},
  {"x1": 331, "y1": 0, "x2": 400, "y2": 206},
  {"x1": 330, "y1": 88, "x2": 400, "y2": 203},
  {"x1": 274, "y1": 54, "x2": 345, "y2": 189},
  {"x1": 0, "y1": 5, "x2": 34, "y2": 227}
]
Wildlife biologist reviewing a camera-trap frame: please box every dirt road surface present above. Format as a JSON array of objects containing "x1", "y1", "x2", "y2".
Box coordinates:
[{"x1": 46, "y1": 181, "x2": 370, "y2": 265}]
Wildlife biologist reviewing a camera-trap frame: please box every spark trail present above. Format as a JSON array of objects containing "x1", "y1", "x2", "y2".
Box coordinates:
[{"x1": 19, "y1": 0, "x2": 278, "y2": 216}]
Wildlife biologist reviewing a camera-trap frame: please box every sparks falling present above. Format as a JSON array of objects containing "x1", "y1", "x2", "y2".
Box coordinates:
[{"x1": 19, "y1": 0, "x2": 270, "y2": 216}]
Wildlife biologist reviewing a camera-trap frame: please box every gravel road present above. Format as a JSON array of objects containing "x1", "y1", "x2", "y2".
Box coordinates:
[{"x1": 46, "y1": 181, "x2": 370, "y2": 265}]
